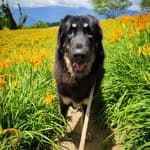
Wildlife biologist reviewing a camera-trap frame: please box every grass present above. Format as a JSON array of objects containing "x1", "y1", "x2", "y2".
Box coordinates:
[
  {"x1": 0, "y1": 13, "x2": 150, "y2": 149},
  {"x1": 102, "y1": 13, "x2": 150, "y2": 149},
  {"x1": 103, "y1": 50, "x2": 150, "y2": 149},
  {"x1": 0, "y1": 61, "x2": 65, "y2": 150}
]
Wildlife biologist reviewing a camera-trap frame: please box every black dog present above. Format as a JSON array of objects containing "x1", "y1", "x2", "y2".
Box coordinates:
[{"x1": 54, "y1": 15, "x2": 105, "y2": 118}]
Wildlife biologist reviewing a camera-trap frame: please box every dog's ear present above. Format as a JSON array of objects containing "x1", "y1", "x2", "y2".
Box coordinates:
[
  {"x1": 57, "y1": 15, "x2": 72, "y2": 53},
  {"x1": 96, "y1": 22, "x2": 103, "y2": 50},
  {"x1": 87, "y1": 15, "x2": 103, "y2": 43},
  {"x1": 96, "y1": 22, "x2": 105, "y2": 65},
  {"x1": 87, "y1": 15, "x2": 104, "y2": 65}
]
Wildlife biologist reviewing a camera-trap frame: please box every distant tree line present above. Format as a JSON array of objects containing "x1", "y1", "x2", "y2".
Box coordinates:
[{"x1": 31, "y1": 20, "x2": 59, "y2": 28}]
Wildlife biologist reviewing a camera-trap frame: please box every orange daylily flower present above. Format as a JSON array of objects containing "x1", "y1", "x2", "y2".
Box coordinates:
[
  {"x1": 43, "y1": 93, "x2": 56, "y2": 105},
  {"x1": 0, "y1": 77, "x2": 5, "y2": 88}
]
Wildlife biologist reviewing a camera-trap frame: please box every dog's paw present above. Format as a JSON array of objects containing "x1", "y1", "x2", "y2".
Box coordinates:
[{"x1": 66, "y1": 116, "x2": 72, "y2": 121}]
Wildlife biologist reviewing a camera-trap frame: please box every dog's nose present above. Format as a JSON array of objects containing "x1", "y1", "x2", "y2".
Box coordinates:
[
  {"x1": 76, "y1": 43, "x2": 83, "y2": 49},
  {"x1": 73, "y1": 49, "x2": 86, "y2": 61}
]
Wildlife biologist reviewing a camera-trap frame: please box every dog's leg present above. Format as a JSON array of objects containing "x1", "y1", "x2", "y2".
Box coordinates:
[
  {"x1": 77, "y1": 105, "x2": 87, "y2": 133},
  {"x1": 82, "y1": 105, "x2": 87, "y2": 119},
  {"x1": 59, "y1": 98, "x2": 69, "y2": 118}
]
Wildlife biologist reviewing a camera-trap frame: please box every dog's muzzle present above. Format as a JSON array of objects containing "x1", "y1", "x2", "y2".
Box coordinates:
[
  {"x1": 73, "y1": 63, "x2": 87, "y2": 72},
  {"x1": 72, "y1": 48, "x2": 88, "y2": 72}
]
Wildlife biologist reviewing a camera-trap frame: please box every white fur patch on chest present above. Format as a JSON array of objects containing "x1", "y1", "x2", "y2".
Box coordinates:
[
  {"x1": 61, "y1": 95, "x2": 89, "y2": 108},
  {"x1": 64, "y1": 53, "x2": 74, "y2": 77}
]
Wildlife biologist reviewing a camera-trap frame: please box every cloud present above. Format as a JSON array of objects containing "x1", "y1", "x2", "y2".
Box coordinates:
[
  {"x1": 6, "y1": 0, "x2": 93, "y2": 8},
  {"x1": 4, "y1": 0, "x2": 141, "y2": 10},
  {"x1": 129, "y1": 0, "x2": 141, "y2": 10}
]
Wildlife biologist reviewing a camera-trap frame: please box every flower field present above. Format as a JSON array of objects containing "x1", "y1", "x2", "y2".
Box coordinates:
[
  {"x1": 102, "y1": 13, "x2": 150, "y2": 149},
  {"x1": 0, "y1": 13, "x2": 150, "y2": 149}
]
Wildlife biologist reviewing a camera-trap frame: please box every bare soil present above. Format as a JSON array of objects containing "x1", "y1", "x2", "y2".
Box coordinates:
[{"x1": 59, "y1": 106, "x2": 121, "y2": 150}]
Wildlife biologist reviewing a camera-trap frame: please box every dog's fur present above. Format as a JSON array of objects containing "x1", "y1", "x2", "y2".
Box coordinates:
[{"x1": 54, "y1": 15, "x2": 105, "y2": 118}]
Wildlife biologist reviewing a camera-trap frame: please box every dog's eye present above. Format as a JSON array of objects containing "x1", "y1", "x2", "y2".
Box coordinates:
[
  {"x1": 68, "y1": 29, "x2": 75, "y2": 38},
  {"x1": 83, "y1": 23, "x2": 93, "y2": 38},
  {"x1": 68, "y1": 30, "x2": 74, "y2": 37},
  {"x1": 84, "y1": 28, "x2": 93, "y2": 38},
  {"x1": 68, "y1": 24, "x2": 77, "y2": 38}
]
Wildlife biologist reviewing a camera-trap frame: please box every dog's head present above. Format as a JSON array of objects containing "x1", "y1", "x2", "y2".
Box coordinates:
[{"x1": 57, "y1": 15, "x2": 104, "y2": 78}]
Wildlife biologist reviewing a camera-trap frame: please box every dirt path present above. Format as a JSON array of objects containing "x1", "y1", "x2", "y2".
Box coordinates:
[{"x1": 60, "y1": 107, "x2": 121, "y2": 150}]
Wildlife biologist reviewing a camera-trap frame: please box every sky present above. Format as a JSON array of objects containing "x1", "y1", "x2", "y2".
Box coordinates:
[
  {"x1": 4, "y1": 0, "x2": 142, "y2": 10},
  {"x1": 5, "y1": 0, "x2": 93, "y2": 8}
]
